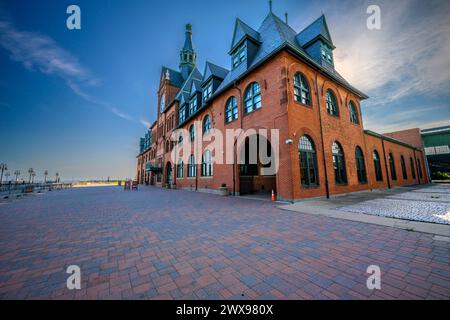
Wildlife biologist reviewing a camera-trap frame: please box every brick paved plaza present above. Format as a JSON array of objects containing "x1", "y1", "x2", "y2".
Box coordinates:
[{"x1": 0, "y1": 186, "x2": 449, "y2": 299}]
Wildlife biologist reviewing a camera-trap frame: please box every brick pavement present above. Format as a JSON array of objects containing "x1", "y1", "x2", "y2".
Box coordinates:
[{"x1": 0, "y1": 186, "x2": 449, "y2": 299}]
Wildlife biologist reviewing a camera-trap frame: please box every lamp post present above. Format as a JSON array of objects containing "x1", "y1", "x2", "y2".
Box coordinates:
[
  {"x1": 55, "y1": 172, "x2": 59, "y2": 183},
  {"x1": 28, "y1": 168, "x2": 34, "y2": 184},
  {"x1": 0, "y1": 163, "x2": 7, "y2": 184},
  {"x1": 44, "y1": 170, "x2": 48, "y2": 183},
  {"x1": 14, "y1": 170, "x2": 20, "y2": 183},
  {"x1": 31, "y1": 172, "x2": 36, "y2": 184},
  {"x1": 4, "y1": 172, "x2": 10, "y2": 183}
]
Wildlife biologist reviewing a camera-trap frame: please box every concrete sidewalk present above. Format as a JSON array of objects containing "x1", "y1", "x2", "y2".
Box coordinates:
[{"x1": 278, "y1": 186, "x2": 450, "y2": 238}]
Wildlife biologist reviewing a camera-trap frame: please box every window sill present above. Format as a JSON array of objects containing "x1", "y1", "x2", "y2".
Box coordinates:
[
  {"x1": 200, "y1": 176, "x2": 213, "y2": 179},
  {"x1": 243, "y1": 107, "x2": 262, "y2": 117},
  {"x1": 326, "y1": 113, "x2": 340, "y2": 119},
  {"x1": 225, "y1": 118, "x2": 239, "y2": 125},
  {"x1": 301, "y1": 184, "x2": 320, "y2": 189},
  {"x1": 294, "y1": 100, "x2": 312, "y2": 109}
]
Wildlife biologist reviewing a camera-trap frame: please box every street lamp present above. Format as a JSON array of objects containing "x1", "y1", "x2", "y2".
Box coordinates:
[
  {"x1": 0, "y1": 163, "x2": 7, "y2": 184},
  {"x1": 44, "y1": 170, "x2": 48, "y2": 183},
  {"x1": 4, "y1": 171, "x2": 10, "y2": 183},
  {"x1": 31, "y1": 172, "x2": 36, "y2": 184},
  {"x1": 28, "y1": 168, "x2": 34, "y2": 184},
  {"x1": 55, "y1": 172, "x2": 59, "y2": 183},
  {"x1": 14, "y1": 170, "x2": 20, "y2": 183}
]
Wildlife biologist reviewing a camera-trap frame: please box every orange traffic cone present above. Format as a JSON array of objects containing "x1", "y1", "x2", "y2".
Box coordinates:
[{"x1": 271, "y1": 189, "x2": 275, "y2": 202}]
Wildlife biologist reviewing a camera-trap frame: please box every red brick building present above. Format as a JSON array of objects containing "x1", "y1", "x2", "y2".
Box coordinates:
[{"x1": 136, "y1": 11, "x2": 428, "y2": 201}]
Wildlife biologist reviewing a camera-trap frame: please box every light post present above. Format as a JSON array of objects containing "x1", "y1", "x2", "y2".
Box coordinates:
[
  {"x1": 44, "y1": 170, "x2": 48, "y2": 183},
  {"x1": 0, "y1": 163, "x2": 7, "y2": 184},
  {"x1": 4, "y1": 172, "x2": 10, "y2": 183},
  {"x1": 28, "y1": 168, "x2": 34, "y2": 184},
  {"x1": 31, "y1": 172, "x2": 36, "y2": 184},
  {"x1": 55, "y1": 172, "x2": 59, "y2": 183},
  {"x1": 14, "y1": 170, "x2": 20, "y2": 183}
]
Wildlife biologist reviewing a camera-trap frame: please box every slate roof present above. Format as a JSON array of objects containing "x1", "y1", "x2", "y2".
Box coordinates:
[
  {"x1": 230, "y1": 18, "x2": 261, "y2": 50},
  {"x1": 163, "y1": 67, "x2": 202, "y2": 112},
  {"x1": 202, "y1": 61, "x2": 229, "y2": 83},
  {"x1": 296, "y1": 15, "x2": 333, "y2": 47},
  {"x1": 215, "y1": 12, "x2": 367, "y2": 99},
  {"x1": 161, "y1": 66, "x2": 184, "y2": 88}
]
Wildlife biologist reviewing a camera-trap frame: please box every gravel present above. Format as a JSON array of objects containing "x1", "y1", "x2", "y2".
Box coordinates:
[{"x1": 338, "y1": 186, "x2": 450, "y2": 225}]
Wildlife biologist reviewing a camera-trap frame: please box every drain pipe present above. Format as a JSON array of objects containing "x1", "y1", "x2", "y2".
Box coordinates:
[
  {"x1": 381, "y1": 137, "x2": 391, "y2": 189},
  {"x1": 315, "y1": 73, "x2": 330, "y2": 199}
]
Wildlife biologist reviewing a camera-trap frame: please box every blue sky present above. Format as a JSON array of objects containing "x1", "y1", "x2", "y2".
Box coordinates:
[{"x1": 0, "y1": 0, "x2": 449, "y2": 181}]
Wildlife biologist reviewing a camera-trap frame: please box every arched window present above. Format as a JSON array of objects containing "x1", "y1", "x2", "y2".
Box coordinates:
[
  {"x1": 332, "y1": 142, "x2": 347, "y2": 184},
  {"x1": 410, "y1": 157, "x2": 416, "y2": 179},
  {"x1": 326, "y1": 89, "x2": 339, "y2": 116},
  {"x1": 201, "y1": 150, "x2": 213, "y2": 176},
  {"x1": 225, "y1": 96, "x2": 238, "y2": 123},
  {"x1": 355, "y1": 147, "x2": 367, "y2": 183},
  {"x1": 293, "y1": 73, "x2": 311, "y2": 105},
  {"x1": 177, "y1": 159, "x2": 184, "y2": 178},
  {"x1": 189, "y1": 124, "x2": 195, "y2": 141},
  {"x1": 202, "y1": 115, "x2": 211, "y2": 135},
  {"x1": 417, "y1": 159, "x2": 423, "y2": 179},
  {"x1": 298, "y1": 135, "x2": 318, "y2": 186},
  {"x1": 401, "y1": 156, "x2": 408, "y2": 180},
  {"x1": 373, "y1": 150, "x2": 383, "y2": 181},
  {"x1": 188, "y1": 154, "x2": 196, "y2": 177},
  {"x1": 389, "y1": 153, "x2": 397, "y2": 180},
  {"x1": 349, "y1": 101, "x2": 360, "y2": 124},
  {"x1": 244, "y1": 82, "x2": 261, "y2": 114}
]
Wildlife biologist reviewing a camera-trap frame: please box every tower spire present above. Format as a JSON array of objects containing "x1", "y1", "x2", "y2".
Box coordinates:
[
  {"x1": 269, "y1": 0, "x2": 272, "y2": 13},
  {"x1": 179, "y1": 23, "x2": 196, "y2": 79}
]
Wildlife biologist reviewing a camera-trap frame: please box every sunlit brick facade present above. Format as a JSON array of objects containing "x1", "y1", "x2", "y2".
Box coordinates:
[{"x1": 137, "y1": 12, "x2": 428, "y2": 201}]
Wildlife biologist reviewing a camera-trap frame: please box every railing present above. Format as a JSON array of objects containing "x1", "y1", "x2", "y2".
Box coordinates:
[{"x1": 0, "y1": 182, "x2": 73, "y2": 196}]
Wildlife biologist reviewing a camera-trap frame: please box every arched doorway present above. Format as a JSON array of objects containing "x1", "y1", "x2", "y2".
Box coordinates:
[
  {"x1": 238, "y1": 134, "x2": 276, "y2": 196},
  {"x1": 165, "y1": 162, "x2": 172, "y2": 187}
]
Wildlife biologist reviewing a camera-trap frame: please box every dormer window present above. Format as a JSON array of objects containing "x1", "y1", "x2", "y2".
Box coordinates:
[
  {"x1": 179, "y1": 104, "x2": 186, "y2": 124},
  {"x1": 321, "y1": 44, "x2": 333, "y2": 63},
  {"x1": 189, "y1": 96, "x2": 197, "y2": 115},
  {"x1": 203, "y1": 81, "x2": 213, "y2": 102},
  {"x1": 232, "y1": 42, "x2": 247, "y2": 69}
]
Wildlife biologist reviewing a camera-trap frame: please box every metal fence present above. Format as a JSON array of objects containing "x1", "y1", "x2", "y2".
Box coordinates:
[{"x1": 0, "y1": 182, "x2": 73, "y2": 198}]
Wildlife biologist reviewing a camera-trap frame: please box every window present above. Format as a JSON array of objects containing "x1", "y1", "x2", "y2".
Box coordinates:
[
  {"x1": 244, "y1": 82, "x2": 261, "y2": 114},
  {"x1": 321, "y1": 44, "x2": 333, "y2": 63},
  {"x1": 417, "y1": 159, "x2": 423, "y2": 179},
  {"x1": 189, "y1": 124, "x2": 195, "y2": 141},
  {"x1": 298, "y1": 135, "x2": 318, "y2": 186},
  {"x1": 189, "y1": 96, "x2": 197, "y2": 115},
  {"x1": 401, "y1": 156, "x2": 408, "y2": 180},
  {"x1": 293, "y1": 73, "x2": 311, "y2": 105},
  {"x1": 178, "y1": 134, "x2": 183, "y2": 146},
  {"x1": 349, "y1": 101, "x2": 360, "y2": 124},
  {"x1": 202, "y1": 150, "x2": 213, "y2": 176},
  {"x1": 203, "y1": 81, "x2": 213, "y2": 102},
  {"x1": 326, "y1": 89, "x2": 339, "y2": 116},
  {"x1": 179, "y1": 104, "x2": 186, "y2": 124},
  {"x1": 225, "y1": 96, "x2": 238, "y2": 123},
  {"x1": 188, "y1": 155, "x2": 196, "y2": 177},
  {"x1": 232, "y1": 42, "x2": 247, "y2": 68},
  {"x1": 160, "y1": 93, "x2": 165, "y2": 113},
  {"x1": 373, "y1": 150, "x2": 383, "y2": 181},
  {"x1": 203, "y1": 115, "x2": 211, "y2": 135},
  {"x1": 332, "y1": 142, "x2": 347, "y2": 184},
  {"x1": 355, "y1": 147, "x2": 367, "y2": 183},
  {"x1": 409, "y1": 157, "x2": 416, "y2": 179},
  {"x1": 177, "y1": 159, "x2": 184, "y2": 178},
  {"x1": 389, "y1": 153, "x2": 397, "y2": 180}
]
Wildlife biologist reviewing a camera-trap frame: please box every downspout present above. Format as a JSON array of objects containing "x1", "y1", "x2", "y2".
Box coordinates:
[
  {"x1": 232, "y1": 80, "x2": 243, "y2": 196},
  {"x1": 315, "y1": 73, "x2": 330, "y2": 199},
  {"x1": 381, "y1": 137, "x2": 391, "y2": 189},
  {"x1": 413, "y1": 150, "x2": 420, "y2": 184}
]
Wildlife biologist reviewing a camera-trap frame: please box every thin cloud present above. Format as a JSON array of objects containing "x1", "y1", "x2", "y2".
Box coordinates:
[
  {"x1": 140, "y1": 119, "x2": 151, "y2": 128},
  {"x1": 0, "y1": 20, "x2": 134, "y2": 123}
]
